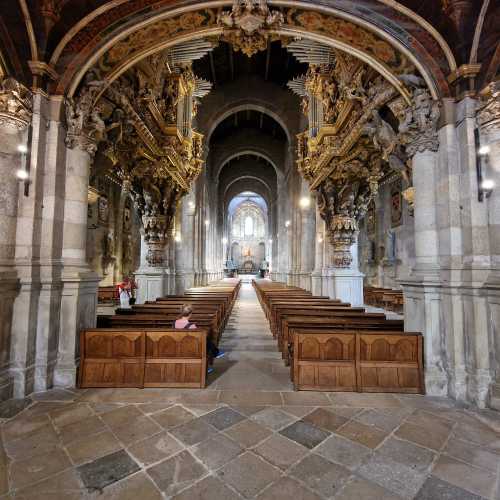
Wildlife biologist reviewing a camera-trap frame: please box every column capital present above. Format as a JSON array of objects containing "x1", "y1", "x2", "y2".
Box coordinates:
[
  {"x1": 0, "y1": 77, "x2": 32, "y2": 134},
  {"x1": 398, "y1": 88, "x2": 441, "y2": 157},
  {"x1": 477, "y1": 81, "x2": 500, "y2": 134}
]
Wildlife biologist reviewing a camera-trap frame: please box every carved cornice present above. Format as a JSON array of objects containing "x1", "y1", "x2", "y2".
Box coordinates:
[
  {"x1": 0, "y1": 77, "x2": 33, "y2": 133},
  {"x1": 477, "y1": 81, "x2": 500, "y2": 133}
]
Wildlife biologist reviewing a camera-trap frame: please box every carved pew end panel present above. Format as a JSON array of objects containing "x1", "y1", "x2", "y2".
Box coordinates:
[
  {"x1": 293, "y1": 329, "x2": 424, "y2": 394},
  {"x1": 293, "y1": 332, "x2": 357, "y2": 391},
  {"x1": 78, "y1": 329, "x2": 207, "y2": 388}
]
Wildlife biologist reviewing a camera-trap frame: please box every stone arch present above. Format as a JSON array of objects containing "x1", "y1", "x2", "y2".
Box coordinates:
[{"x1": 53, "y1": 2, "x2": 456, "y2": 100}]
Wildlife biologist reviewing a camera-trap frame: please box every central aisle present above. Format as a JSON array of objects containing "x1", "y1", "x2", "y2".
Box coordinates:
[{"x1": 208, "y1": 282, "x2": 293, "y2": 390}]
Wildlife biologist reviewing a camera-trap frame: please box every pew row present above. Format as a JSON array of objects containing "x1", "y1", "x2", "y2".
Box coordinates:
[
  {"x1": 253, "y1": 279, "x2": 424, "y2": 395},
  {"x1": 79, "y1": 328, "x2": 207, "y2": 388},
  {"x1": 292, "y1": 329, "x2": 424, "y2": 394}
]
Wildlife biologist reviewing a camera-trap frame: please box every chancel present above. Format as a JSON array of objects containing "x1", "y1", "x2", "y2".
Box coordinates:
[{"x1": 0, "y1": 0, "x2": 499, "y2": 498}]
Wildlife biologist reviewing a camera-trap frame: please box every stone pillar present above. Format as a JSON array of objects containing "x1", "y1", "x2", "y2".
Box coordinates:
[
  {"x1": 135, "y1": 232, "x2": 171, "y2": 303},
  {"x1": 298, "y1": 187, "x2": 315, "y2": 290},
  {"x1": 478, "y1": 82, "x2": 500, "y2": 408},
  {"x1": 398, "y1": 90, "x2": 449, "y2": 397},
  {"x1": 175, "y1": 193, "x2": 196, "y2": 293},
  {"x1": 53, "y1": 131, "x2": 100, "y2": 388},
  {"x1": 311, "y1": 206, "x2": 324, "y2": 296},
  {"x1": 0, "y1": 78, "x2": 31, "y2": 399},
  {"x1": 325, "y1": 239, "x2": 364, "y2": 306}
]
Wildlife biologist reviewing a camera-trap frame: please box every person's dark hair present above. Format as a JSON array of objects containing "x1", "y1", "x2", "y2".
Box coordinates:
[{"x1": 180, "y1": 305, "x2": 192, "y2": 318}]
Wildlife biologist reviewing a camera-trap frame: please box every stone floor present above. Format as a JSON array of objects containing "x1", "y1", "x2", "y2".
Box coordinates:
[{"x1": 0, "y1": 284, "x2": 499, "y2": 499}]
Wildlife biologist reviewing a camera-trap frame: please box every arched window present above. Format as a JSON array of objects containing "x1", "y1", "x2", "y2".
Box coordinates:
[
  {"x1": 244, "y1": 216, "x2": 253, "y2": 236},
  {"x1": 231, "y1": 201, "x2": 266, "y2": 240}
]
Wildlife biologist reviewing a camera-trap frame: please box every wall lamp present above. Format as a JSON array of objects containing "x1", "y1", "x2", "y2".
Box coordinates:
[
  {"x1": 299, "y1": 196, "x2": 311, "y2": 209},
  {"x1": 204, "y1": 219, "x2": 210, "y2": 226},
  {"x1": 475, "y1": 130, "x2": 494, "y2": 202},
  {"x1": 285, "y1": 220, "x2": 291, "y2": 228},
  {"x1": 17, "y1": 143, "x2": 31, "y2": 195}
]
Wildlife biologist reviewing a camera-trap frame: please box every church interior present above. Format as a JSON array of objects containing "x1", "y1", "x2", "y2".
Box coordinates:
[{"x1": 0, "y1": 0, "x2": 499, "y2": 498}]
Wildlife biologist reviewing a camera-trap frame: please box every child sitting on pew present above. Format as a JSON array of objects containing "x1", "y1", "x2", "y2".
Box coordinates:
[{"x1": 174, "y1": 305, "x2": 225, "y2": 374}]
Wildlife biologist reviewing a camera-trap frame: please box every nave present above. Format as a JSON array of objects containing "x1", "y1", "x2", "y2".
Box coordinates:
[{"x1": 0, "y1": 282, "x2": 499, "y2": 499}]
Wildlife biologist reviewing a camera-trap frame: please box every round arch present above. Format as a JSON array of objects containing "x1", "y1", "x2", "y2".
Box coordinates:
[
  {"x1": 206, "y1": 103, "x2": 292, "y2": 145},
  {"x1": 55, "y1": 1, "x2": 456, "y2": 101}
]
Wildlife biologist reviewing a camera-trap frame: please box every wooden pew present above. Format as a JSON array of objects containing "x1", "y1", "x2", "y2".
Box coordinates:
[
  {"x1": 79, "y1": 328, "x2": 207, "y2": 388},
  {"x1": 292, "y1": 328, "x2": 423, "y2": 394},
  {"x1": 278, "y1": 311, "x2": 403, "y2": 363}
]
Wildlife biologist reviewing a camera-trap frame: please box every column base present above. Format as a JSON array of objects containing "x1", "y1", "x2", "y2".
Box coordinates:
[
  {"x1": 326, "y1": 268, "x2": 364, "y2": 306},
  {"x1": 53, "y1": 268, "x2": 99, "y2": 389},
  {"x1": 135, "y1": 267, "x2": 172, "y2": 303}
]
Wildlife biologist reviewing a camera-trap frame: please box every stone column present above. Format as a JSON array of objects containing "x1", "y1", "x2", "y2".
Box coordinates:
[
  {"x1": 298, "y1": 186, "x2": 315, "y2": 290},
  {"x1": 478, "y1": 82, "x2": 500, "y2": 408},
  {"x1": 398, "y1": 90, "x2": 449, "y2": 397},
  {"x1": 311, "y1": 208, "x2": 325, "y2": 296},
  {"x1": 0, "y1": 78, "x2": 31, "y2": 399},
  {"x1": 53, "y1": 129, "x2": 100, "y2": 387},
  {"x1": 175, "y1": 193, "x2": 196, "y2": 293}
]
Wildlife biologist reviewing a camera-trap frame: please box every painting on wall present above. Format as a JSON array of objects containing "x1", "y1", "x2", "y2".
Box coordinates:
[
  {"x1": 98, "y1": 197, "x2": 109, "y2": 225},
  {"x1": 391, "y1": 181, "x2": 402, "y2": 227}
]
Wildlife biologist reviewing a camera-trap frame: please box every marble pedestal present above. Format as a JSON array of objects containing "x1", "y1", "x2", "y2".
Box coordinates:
[
  {"x1": 135, "y1": 267, "x2": 173, "y2": 303},
  {"x1": 326, "y1": 268, "x2": 364, "y2": 306}
]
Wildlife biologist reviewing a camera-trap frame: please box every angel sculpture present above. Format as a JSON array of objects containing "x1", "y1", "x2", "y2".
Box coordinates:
[{"x1": 364, "y1": 110, "x2": 398, "y2": 161}]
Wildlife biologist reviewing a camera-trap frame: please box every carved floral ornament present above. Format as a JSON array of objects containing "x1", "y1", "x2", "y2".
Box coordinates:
[
  {"x1": 293, "y1": 51, "x2": 440, "y2": 267},
  {"x1": 217, "y1": 0, "x2": 284, "y2": 57},
  {"x1": 477, "y1": 81, "x2": 500, "y2": 133},
  {"x1": 66, "y1": 56, "x2": 208, "y2": 266},
  {"x1": 0, "y1": 77, "x2": 33, "y2": 133}
]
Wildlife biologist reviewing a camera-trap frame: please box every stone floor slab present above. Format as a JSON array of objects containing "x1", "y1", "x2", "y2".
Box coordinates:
[
  {"x1": 302, "y1": 407, "x2": 348, "y2": 432},
  {"x1": 335, "y1": 476, "x2": 405, "y2": 500},
  {"x1": 201, "y1": 407, "x2": 246, "y2": 430},
  {"x1": 4, "y1": 424, "x2": 60, "y2": 460},
  {"x1": 254, "y1": 433, "x2": 308, "y2": 470},
  {"x1": 414, "y1": 476, "x2": 484, "y2": 500},
  {"x1": 289, "y1": 452, "x2": 352, "y2": 498},
  {"x1": 151, "y1": 405, "x2": 195, "y2": 429},
  {"x1": 192, "y1": 433, "x2": 243, "y2": 469},
  {"x1": 223, "y1": 418, "x2": 273, "y2": 448},
  {"x1": 256, "y1": 477, "x2": 322, "y2": 500},
  {"x1": 66, "y1": 429, "x2": 122, "y2": 466},
  {"x1": 127, "y1": 430, "x2": 184, "y2": 466},
  {"x1": 111, "y1": 415, "x2": 162, "y2": 446},
  {"x1": 251, "y1": 407, "x2": 297, "y2": 430},
  {"x1": 89, "y1": 472, "x2": 162, "y2": 500},
  {"x1": 146, "y1": 450, "x2": 207, "y2": 496},
  {"x1": 431, "y1": 455, "x2": 497, "y2": 499},
  {"x1": 9, "y1": 448, "x2": 72, "y2": 490},
  {"x1": 279, "y1": 420, "x2": 330, "y2": 449},
  {"x1": 77, "y1": 449, "x2": 140, "y2": 493},
  {"x1": 335, "y1": 420, "x2": 389, "y2": 449},
  {"x1": 357, "y1": 454, "x2": 428, "y2": 498},
  {"x1": 172, "y1": 475, "x2": 240, "y2": 500},
  {"x1": 315, "y1": 434, "x2": 372, "y2": 470},
  {"x1": 217, "y1": 452, "x2": 281, "y2": 498},
  {"x1": 169, "y1": 417, "x2": 217, "y2": 446}
]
